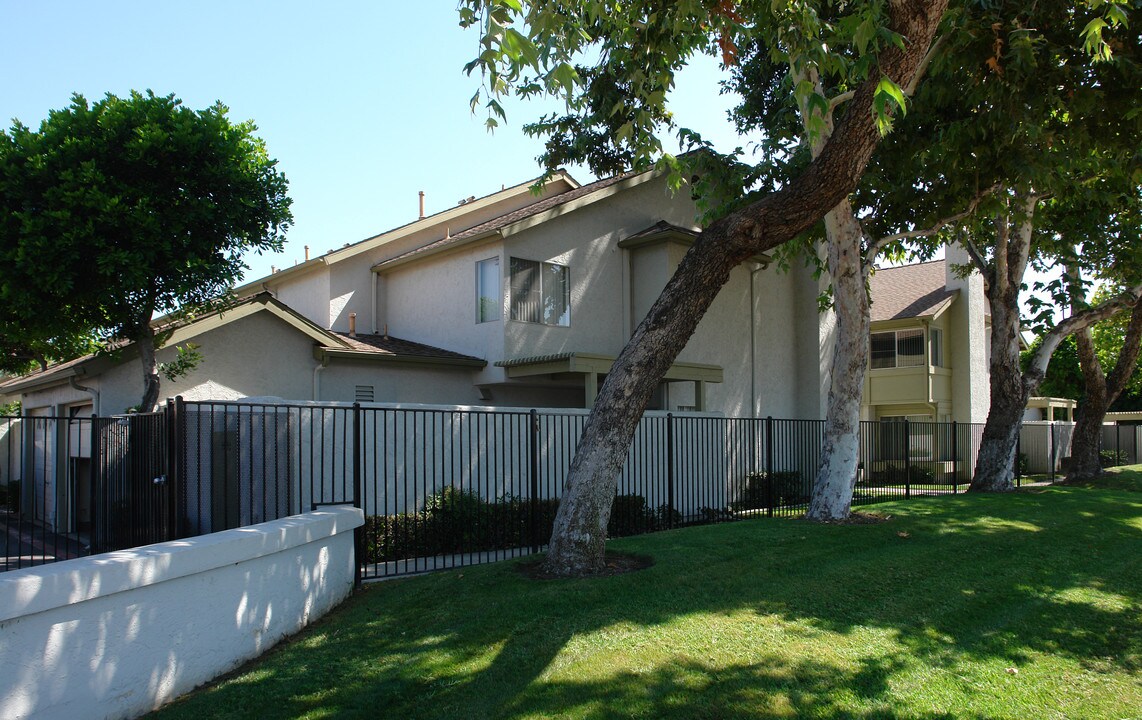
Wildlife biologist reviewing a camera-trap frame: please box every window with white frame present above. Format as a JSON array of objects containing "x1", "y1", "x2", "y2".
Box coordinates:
[
  {"x1": 476, "y1": 257, "x2": 501, "y2": 323},
  {"x1": 509, "y1": 257, "x2": 570, "y2": 326},
  {"x1": 870, "y1": 329, "x2": 925, "y2": 369}
]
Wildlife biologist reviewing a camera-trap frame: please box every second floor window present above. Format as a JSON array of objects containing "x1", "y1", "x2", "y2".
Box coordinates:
[
  {"x1": 476, "y1": 257, "x2": 500, "y2": 323},
  {"x1": 871, "y1": 329, "x2": 925, "y2": 369},
  {"x1": 510, "y1": 257, "x2": 570, "y2": 326}
]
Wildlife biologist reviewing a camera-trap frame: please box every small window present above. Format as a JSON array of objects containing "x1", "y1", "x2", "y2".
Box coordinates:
[
  {"x1": 930, "y1": 328, "x2": 943, "y2": 367},
  {"x1": 896, "y1": 329, "x2": 924, "y2": 367},
  {"x1": 509, "y1": 257, "x2": 569, "y2": 326},
  {"x1": 355, "y1": 385, "x2": 375, "y2": 403},
  {"x1": 871, "y1": 332, "x2": 896, "y2": 369},
  {"x1": 870, "y1": 328, "x2": 925, "y2": 368},
  {"x1": 475, "y1": 257, "x2": 501, "y2": 323}
]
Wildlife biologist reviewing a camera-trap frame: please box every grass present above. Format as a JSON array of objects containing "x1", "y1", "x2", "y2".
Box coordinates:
[
  {"x1": 152, "y1": 485, "x2": 1142, "y2": 720},
  {"x1": 1064, "y1": 463, "x2": 1142, "y2": 493}
]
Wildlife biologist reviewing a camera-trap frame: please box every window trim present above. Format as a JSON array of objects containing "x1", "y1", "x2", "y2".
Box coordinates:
[
  {"x1": 475, "y1": 256, "x2": 501, "y2": 324},
  {"x1": 508, "y1": 256, "x2": 570, "y2": 327},
  {"x1": 870, "y1": 328, "x2": 926, "y2": 369}
]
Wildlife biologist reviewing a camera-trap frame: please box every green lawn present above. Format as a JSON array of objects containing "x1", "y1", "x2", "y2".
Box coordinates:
[
  {"x1": 153, "y1": 486, "x2": 1142, "y2": 720},
  {"x1": 1065, "y1": 463, "x2": 1142, "y2": 493}
]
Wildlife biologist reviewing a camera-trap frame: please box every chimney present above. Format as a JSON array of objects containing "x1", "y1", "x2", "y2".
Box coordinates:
[
  {"x1": 304, "y1": 245, "x2": 310, "y2": 261},
  {"x1": 348, "y1": 312, "x2": 357, "y2": 337},
  {"x1": 383, "y1": 323, "x2": 389, "y2": 339},
  {"x1": 418, "y1": 191, "x2": 426, "y2": 219}
]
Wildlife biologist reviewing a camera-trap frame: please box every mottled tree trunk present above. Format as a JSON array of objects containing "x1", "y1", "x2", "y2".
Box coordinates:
[
  {"x1": 136, "y1": 322, "x2": 162, "y2": 413},
  {"x1": 542, "y1": 0, "x2": 950, "y2": 576},
  {"x1": 1068, "y1": 300, "x2": 1142, "y2": 482},
  {"x1": 970, "y1": 286, "x2": 1028, "y2": 492},
  {"x1": 807, "y1": 204, "x2": 869, "y2": 520}
]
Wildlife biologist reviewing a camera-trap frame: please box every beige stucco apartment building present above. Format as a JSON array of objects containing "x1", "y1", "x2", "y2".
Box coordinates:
[{"x1": 1, "y1": 168, "x2": 989, "y2": 424}]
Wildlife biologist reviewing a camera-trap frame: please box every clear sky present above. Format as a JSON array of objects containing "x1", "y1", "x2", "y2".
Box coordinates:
[{"x1": 1, "y1": 1, "x2": 739, "y2": 284}]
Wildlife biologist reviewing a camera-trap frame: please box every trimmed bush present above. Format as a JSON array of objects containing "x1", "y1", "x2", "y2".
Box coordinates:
[
  {"x1": 731, "y1": 471, "x2": 807, "y2": 511},
  {"x1": 1100, "y1": 449, "x2": 1130, "y2": 468}
]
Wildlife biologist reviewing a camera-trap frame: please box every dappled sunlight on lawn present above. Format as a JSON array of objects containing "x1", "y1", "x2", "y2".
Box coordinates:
[
  {"x1": 151, "y1": 487, "x2": 1142, "y2": 720},
  {"x1": 929, "y1": 516, "x2": 1043, "y2": 535}
]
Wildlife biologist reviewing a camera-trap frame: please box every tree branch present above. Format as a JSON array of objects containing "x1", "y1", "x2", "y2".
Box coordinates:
[
  {"x1": 903, "y1": 33, "x2": 948, "y2": 97},
  {"x1": 1106, "y1": 297, "x2": 1142, "y2": 403},
  {"x1": 1025, "y1": 284, "x2": 1142, "y2": 389},
  {"x1": 865, "y1": 183, "x2": 1000, "y2": 266}
]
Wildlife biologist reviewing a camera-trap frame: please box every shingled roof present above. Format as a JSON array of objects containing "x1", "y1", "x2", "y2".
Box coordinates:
[
  {"x1": 325, "y1": 332, "x2": 484, "y2": 365},
  {"x1": 374, "y1": 170, "x2": 645, "y2": 270},
  {"x1": 868, "y1": 260, "x2": 956, "y2": 322}
]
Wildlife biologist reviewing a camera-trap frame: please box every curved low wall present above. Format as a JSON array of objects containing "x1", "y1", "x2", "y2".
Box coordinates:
[{"x1": 0, "y1": 505, "x2": 363, "y2": 720}]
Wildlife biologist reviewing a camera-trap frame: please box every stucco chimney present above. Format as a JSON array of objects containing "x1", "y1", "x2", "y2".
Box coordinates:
[
  {"x1": 419, "y1": 191, "x2": 426, "y2": 219},
  {"x1": 304, "y1": 245, "x2": 310, "y2": 261},
  {"x1": 349, "y1": 312, "x2": 357, "y2": 337}
]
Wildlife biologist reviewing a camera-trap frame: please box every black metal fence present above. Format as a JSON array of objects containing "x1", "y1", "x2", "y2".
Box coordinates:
[
  {"x1": 171, "y1": 402, "x2": 999, "y2": 580},
  {"x1": 2, "y1": 399, "x2": 1043, "y2": 578}
]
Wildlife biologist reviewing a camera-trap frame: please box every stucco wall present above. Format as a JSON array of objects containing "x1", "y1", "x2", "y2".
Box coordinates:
[
  {"x1": 320, "y1": 360, "x2": 482, "y2": 405},
  {"x1": 78, "y1": 310, "x2": 317, "y2": 415},
  {"x1": 0, "y1": 506, "x2": 362, "y2": 720}
]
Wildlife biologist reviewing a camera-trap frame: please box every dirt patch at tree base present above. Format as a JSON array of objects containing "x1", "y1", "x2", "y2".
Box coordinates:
[
  {"x1": 806, "y1": 511, "x2": 893, "y2": 525},
  {"x1": 516, "y1": 551, "x2": 654, "y2": 580}
]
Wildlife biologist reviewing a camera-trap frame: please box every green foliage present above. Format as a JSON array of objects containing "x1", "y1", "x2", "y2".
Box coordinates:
[
  {"x1": 857, "y1": 0, "x2": 1142, "y2": 318},
  {"x1": 1099, "y1": 448, "x2": 1130, "y2": 468},
  {"x1": 731, "y1": 471, "x2": 809, "y2": 511},
  {"x1": 1022, "y1": 335, "x2": 1084, "y2": 400},
  {"x1": 0, "y1": 91, "x2": 292, "y2": 403},
  {"x1": 365, "y1": 488, "x2": 692, "y2": 562},
  {"x1": 158, "y1": 343, "x2": 203, "y2": 383},
  {"x1": 459, "y1": 0, "x2": 917, "y2": 208},
  {"x1": 0, "y1": 400, "x2": 21, "y2": 416}
]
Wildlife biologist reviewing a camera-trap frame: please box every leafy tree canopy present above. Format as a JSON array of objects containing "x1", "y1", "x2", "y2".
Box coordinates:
[{"x1": 0, "y1": 90, "x2": 292, "y2": 409}]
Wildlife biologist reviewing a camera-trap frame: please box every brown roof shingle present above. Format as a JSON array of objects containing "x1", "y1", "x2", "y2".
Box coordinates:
[
  {"x1": 326, "y1": 332, "x2": 484, "y2": 364},
  {"x1": 869, "y1": 260, "x2": 955, "y2": 322}
]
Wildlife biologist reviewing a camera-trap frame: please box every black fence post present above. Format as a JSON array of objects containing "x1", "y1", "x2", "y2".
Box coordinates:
[
  {"x1": 1117, "y1": 423, "x2": 1121, "y2": 465},
  {"x1": 1048, "y1": 422, "x2": 1055, "y2": 483},
  {"x1": 765, "y1": 416, "x2": 774, "y2": 517},
  {"x1": 1015, "y1": 433, "x2": 1022, "y2": 484},
  {"x1": 666, "y1": 413, "x2": 675, "y2": 530},
  {"x1": 904, "y1": 419, "x2": 911, "y2": 499},
  {"x1": 529, "y1": 409, "x2": 540, "y2": 553},
  {"x1": 951, "y1": 421, "x2": 958, "y2": 494},
  {"x1": 352, "y1": 402, "x2": 363, "y2": 589},
  {"x1": 89, "y1": 413, "x2": 100, "y2": 555}
]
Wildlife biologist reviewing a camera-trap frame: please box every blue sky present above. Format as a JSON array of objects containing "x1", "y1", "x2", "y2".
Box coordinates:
[{"x1": 1, "y1": 1, "x2": 739, "y2": 284}]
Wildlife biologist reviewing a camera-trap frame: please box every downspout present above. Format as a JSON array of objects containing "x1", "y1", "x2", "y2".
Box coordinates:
[
  {"x1": 69, "y1": 376, "x2": 101, "y2": 416},
  {"x1": 313, "y1": 358, "x2": 327, "y2": 401},
  {"x1": 748, "y1": 262, "x2": 764, "y2": 417},
  {"x1": 371, "y1": 271, "x2": 379, "y2": 335}
]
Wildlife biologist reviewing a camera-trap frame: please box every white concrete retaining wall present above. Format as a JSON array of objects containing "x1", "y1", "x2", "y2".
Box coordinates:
[{"x1": 0, "y1": 505, "x2": 363, "y2": 720}]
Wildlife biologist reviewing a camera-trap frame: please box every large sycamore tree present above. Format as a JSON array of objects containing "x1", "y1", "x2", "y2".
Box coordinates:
[
  {"x1": 0, "y1": 91, "x2": 292, "y2": 411},
  {"x1": 461, "y1": 0, "x2": 951, "y2": 575},
  {"x1": 857, "y1": 0, "x2": 1142, "y2": 492}
]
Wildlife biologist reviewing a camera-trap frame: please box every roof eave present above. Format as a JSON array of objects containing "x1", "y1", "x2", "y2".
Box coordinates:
[{"x1": 316, "y1": 347, "x2": 487, "y2": 369}]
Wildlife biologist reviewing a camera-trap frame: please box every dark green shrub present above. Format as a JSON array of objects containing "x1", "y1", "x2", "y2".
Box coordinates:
[
  {"x1": 731, "y1": 471, "x2": 806, "y2": 511},
  {"x1": 1018, "y1": 453, "x2": 1030, "y2": 476},
  {"x1": 364, "y1": 488, "x2": 561, "y2": 563},
  {"x1": 1099, "y1": 449, "x2": 1129, "y2": 468}
]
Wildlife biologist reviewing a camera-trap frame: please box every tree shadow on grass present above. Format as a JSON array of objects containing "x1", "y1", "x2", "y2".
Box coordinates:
[{"x1": 151, "y1": 487, "x2": 1141, "y2": 719}]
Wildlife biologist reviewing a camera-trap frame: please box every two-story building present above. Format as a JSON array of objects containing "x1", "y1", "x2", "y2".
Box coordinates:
[{"x1": 0, "y1": 167, "x2": 991, "y2": 426}]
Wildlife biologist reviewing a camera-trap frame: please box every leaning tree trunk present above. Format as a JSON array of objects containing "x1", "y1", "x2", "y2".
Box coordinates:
[
  {"x1": 807, "y1": 203, "x2": 869, "y2": 520},
  {"x1": 136, "y1": 322, "x2": 162, "y2": 413},
  {"x1": 1068, "y1": 299, "x2": 1142, "y2": 482},
  {"x1": 542, "y1": 0, "x2": 950, "y2": 576}
]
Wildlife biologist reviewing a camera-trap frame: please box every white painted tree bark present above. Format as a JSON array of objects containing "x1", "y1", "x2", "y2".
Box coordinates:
[
  {"x1": 807, "y1": 205, "x2": 869, "y2": 520},
  {"x1": 965, "y1": 207, "x2": 1142, "y2": 491}
]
